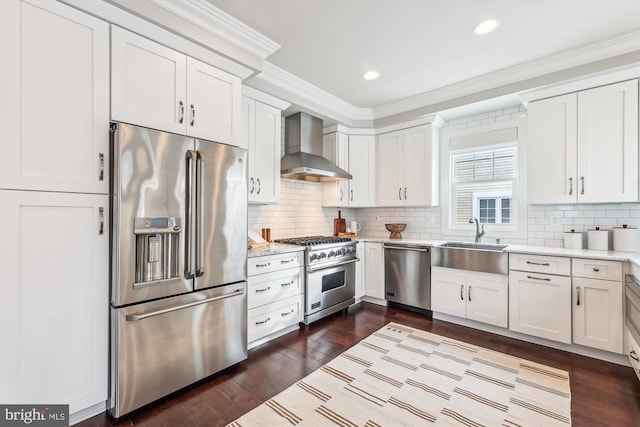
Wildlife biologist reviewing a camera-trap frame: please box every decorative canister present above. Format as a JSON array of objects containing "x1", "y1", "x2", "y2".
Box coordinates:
[
  {"x1": 587, "y1": 227, "x2": 608, "y2": 251},
  {"x1": 564, "y1": 229, "x2": 583, "y2": 249},
  {"x1": 613, "y1": 224, "x2": 638, "y2": 252}
]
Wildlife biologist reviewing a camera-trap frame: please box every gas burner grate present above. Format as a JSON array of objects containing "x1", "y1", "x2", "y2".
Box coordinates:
[{"x1": 274, "y1": 235, "x2": 352, "y2": 246}]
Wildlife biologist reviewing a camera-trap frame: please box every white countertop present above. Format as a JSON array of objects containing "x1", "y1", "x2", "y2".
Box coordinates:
[
  {"x1": 355, "y1": 236, "x2": 640, "y2": 267},
  {"x1": 248, "y1": 243, "x2": 305, "y2": 258}
]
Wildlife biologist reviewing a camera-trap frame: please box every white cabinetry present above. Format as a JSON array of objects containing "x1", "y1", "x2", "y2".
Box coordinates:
[
  {"x1": 242, "y1": 94, "x2": 284, "y2": 204},
  {"x1": 572, "y1": 258, "x2": 623, "y2": 353},
  {"x1": 528, "y1": 79, "x2": 639, "y2": 204},
  {"x1": 364, "y1": 242, "x2": 385, "y2": 299},
  {"x1": 355, "y1": 242, "x2": 365, "y2": 299},
  {"x1": 509, "y1": 254, "x2": 572, "y2": 343},
  {"x1": 0, "y1": 190, "x2": 108, "y2": 415},
  {"x1": 111, "y1": 26, "x2": 241, "y2": 146},
  {"x1": 0, "y1": 1, "x2": 109, "y2": 421},
  {"x1": 247, "y1": 251, "x2": 304, "y2": 347},
  {"x1": 431, "y1": 266, "x2": 508, "y2": 328},
  {"x1": 377, "y1": 124, "x2": 439, "y2": 206},
  {"x1": 322, "y1": 131, "x2": 376, "y2": 207},
  {"x1": 0, "y1": 0, "x2": 109, "y2": 194}
]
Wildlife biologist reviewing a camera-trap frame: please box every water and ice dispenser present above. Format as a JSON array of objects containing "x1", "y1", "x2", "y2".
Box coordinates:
[{"x1": 134, "y1": 217, "x2": 181, "y2": 284}]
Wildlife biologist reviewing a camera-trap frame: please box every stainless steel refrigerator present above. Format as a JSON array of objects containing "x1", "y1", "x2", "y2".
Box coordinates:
[{"x1": 108, "y1": 122, "x2": 248, "y2": 418}]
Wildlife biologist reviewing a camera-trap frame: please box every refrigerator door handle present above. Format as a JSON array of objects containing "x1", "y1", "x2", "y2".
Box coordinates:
[
  {"x1": 185, "y1": 150, "x2": 197, "y2": 279},
  {"x1": 125, "y1": 288, "x2": 245, "y2": 321},
  {"x1": 195, "y1": 150, "x2": 205, "y2": 277}
]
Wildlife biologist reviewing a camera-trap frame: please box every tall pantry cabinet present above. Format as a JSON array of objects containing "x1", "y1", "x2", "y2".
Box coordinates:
[{"x1": 0, "y1": 0, "x2": 109, "y2": 422}]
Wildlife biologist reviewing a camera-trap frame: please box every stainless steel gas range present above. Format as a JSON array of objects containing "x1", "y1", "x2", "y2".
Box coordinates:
[{"x1": 274, "y1": 236, "x2": 358, "y2": 326}]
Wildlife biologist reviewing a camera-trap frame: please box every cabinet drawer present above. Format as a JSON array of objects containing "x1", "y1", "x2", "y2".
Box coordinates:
[
  {"x1": 248, "y1": 266, "x2": 303, "y2": 309},
  {"x1": 248, "y1": 251, "x2": 303, "y2": 275},
  {"x1": 248, "y1": 294, "x2": 303, "y2": 343},
  {"x1": 509, "y1": 253, "x2": 571, "y2": 276},
  {"x1": 572, "y1": 258, "x2": 622, "y2": 281},
  {"x1": 626, "y1": 328, "x2": 640, "y2": 382}
]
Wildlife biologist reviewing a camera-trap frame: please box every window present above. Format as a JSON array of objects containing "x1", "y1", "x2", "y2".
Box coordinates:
[
  {"x1": 451, "y1": 145, "x2": 516, "y2": 227},
  {"x1": 472, "y1": 191, "x2": 512, "y2": 224},
  {"x1": 440, "y1": 118, "x2": 527, "y2": 239}
]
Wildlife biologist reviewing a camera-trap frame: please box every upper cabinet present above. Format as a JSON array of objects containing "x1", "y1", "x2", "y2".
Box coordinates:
[
  {"x1": 322, "y1": 131, "x2": 376, "y2": 207},
  {"x1": 0, "y1": 0, "x2": 109, "y2": 194},
  {"x1": 111, "y1": 27, "x2": 241, "y2": 147},
  {"x1": 377, "y1": 123, "x2": 440, "y2": 206},
  {"x1": 528, "y1": 79, "x2": 639, "y2": 204},
  {"x1": 242, "y1": 89, "x2": 289, "y2": 204}
]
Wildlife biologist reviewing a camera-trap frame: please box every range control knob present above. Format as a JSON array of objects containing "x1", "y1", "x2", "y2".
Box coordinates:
[
  {"x1": 309, "y1": 253, "x2": 318, "y2": 261},
  {"x1": 328, "y1": 250, "x2": 336, "y2": 258}
]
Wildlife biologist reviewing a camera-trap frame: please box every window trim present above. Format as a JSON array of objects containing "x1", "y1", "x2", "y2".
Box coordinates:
[
  {"x1": 440, "y1": 117, "x2": 527, "y2": 240},
  {"x1": 472, "y1": 190, "x2": 512, "y2": 224}
]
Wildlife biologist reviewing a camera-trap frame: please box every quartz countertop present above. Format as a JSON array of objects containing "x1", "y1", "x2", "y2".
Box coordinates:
[{"x1": 248, "y1": 243, "x2": 305, "y2": 258}]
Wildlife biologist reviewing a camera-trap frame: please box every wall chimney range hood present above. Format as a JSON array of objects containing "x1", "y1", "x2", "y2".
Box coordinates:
[{"x1": 281, "y1": 112, "x2": 352, "y2": 182}]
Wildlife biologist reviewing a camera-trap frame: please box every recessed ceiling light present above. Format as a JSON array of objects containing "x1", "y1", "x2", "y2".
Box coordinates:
[
  {"x1": 473, "y1": 19, "x2": 500, "y2": 35},
  {"x1": 362, "y1": 71, "x2": 380, "y2": 81}
]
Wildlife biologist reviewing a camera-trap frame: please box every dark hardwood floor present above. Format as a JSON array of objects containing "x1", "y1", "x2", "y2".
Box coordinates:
[{"x1": 79, "y1": 302, "x2": 640, "y2": 427}]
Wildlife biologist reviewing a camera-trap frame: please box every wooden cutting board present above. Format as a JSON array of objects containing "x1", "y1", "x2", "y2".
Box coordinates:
[{"x1": 333, "y1": 210, "x2": 346, "y2": 236}]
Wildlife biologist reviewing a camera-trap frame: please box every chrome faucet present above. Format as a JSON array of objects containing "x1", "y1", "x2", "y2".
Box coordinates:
[{"x1": 469, "y1": 218, "x2": 485, "y2": 243}]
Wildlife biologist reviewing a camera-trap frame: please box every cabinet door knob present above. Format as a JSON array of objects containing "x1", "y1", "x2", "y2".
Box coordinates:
[{"x1": 593, "y1": 267, "x2": 600, "y2": 272}]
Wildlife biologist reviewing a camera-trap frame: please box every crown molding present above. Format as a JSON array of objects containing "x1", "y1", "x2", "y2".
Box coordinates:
[
  {"x1": 372, "y1": 29, "x2": 640, "y2": 121},
  {"x1": 242, "y1": 85, "x2": 291, "y2": 110},
  {"x1": 247, "y1": 62, "x2": 375, "y2": 126},
  {"x1": 147, "y1": 0, "x2": 280, "y2": 60}
]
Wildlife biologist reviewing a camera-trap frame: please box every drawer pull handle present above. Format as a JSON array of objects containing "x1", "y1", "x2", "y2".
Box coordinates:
[
  {"x1": 576, "y1": 286, "x2": 581, "y2": 306},
  {"x1": 256, "y1": 262, "x2": 271, "y2": 268},
  {"x1": 526, "y1": 261, "x2": 550, "y2": 267},
  {"x1": 281, "y1": 309, "x2": 295, "y2": 317},
  {"x1": 255, "y1": 317, "x2": 271, "y2": 325},
  {"x1": 256, "y1": 286, "x2": 271, "y2": 293},
  {"x1": 281, "y1": 281, "x2": 294, "y2": 287},
  {"x1": 281, "y1": 259, "x2": 293, "y2": 264},
  {"x1": 593, "y1": 267, "x2": 600, "y2": 272},
  {"x1": 631, "y1": 350, "x2": 639, "y2": 362},
  {"x1": 527, "y1": 275, "x2": 551, "y2": 282}
]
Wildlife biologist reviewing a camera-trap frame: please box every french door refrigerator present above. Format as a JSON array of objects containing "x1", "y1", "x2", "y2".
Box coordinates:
[{"x1": 109, "y1": 122, "x2": 248, "y2": 418}]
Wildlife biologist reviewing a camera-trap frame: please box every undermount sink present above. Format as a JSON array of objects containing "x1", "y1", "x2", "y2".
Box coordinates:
[{"x1": 432, "y1": 241, "x2": 509, "y2": 275}]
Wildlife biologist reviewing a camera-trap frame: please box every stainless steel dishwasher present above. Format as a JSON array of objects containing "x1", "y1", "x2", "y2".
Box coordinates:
[{"x1": 384, "y1": 243, "x2": 431, "y2": 312}]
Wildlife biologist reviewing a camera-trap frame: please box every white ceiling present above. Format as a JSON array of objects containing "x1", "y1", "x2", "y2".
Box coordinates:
[{"x1": 206, "y1": 0, "x2": 640, "y2": 113}]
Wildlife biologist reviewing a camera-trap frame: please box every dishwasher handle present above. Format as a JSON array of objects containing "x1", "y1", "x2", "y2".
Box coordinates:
[{"x1": 384, "y1": 244, "x2": 430, "y2": 252}]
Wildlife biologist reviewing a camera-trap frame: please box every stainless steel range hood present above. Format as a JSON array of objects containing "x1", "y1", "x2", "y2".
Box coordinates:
[{"x1": 281, "y1": 112, "x2": 352, "y2": 182}]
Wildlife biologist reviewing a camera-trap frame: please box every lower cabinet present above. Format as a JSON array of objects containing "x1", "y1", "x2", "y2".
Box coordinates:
[
  {"x1": 364, "y1": 242, "x2": 385, "y2": 299},
  {"x1": 572, "y1": 258, "x2": 623, "y2": 353},
  {"x1": 509, "y1": 270, "x2": 572, "y2": 344},
  {"x1": 431, "y1": 266, "x2": 508, "y2": 328},
  {"x1": 0, "y1": 190, "x2": 109, "y2": 416},
  {"x1": 247, "y1": 251, "x2": 304, "y2": 346}
]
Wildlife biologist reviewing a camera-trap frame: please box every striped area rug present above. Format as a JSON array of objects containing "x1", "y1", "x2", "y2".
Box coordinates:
[{"x1": 229, "y1": 322, "x2": 571, "y2": 426}]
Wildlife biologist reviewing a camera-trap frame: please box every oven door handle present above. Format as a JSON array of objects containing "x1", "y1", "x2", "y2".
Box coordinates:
[{"x1": 307, "y1": 257, "x2": 359, "y2": 273}]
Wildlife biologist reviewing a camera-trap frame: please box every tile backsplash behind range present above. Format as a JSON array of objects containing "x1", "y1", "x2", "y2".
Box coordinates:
[{"x1": 248, "y1": 179, "x2": 356, "y2": 239}]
